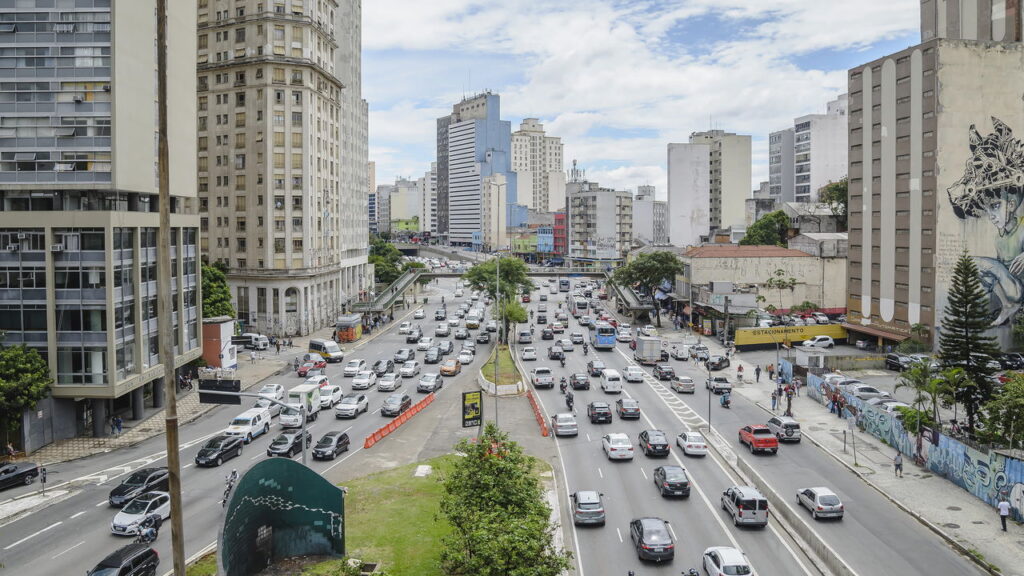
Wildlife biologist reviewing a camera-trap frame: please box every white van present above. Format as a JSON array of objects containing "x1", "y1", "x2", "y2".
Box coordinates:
[
  {"x1": 240, "y1": 333, "x2": 270, "y2": 350},
  {"x1": 224, "y1": 408, "x2": 272, "y2": 443},
  {"x1": 600, "y1": 369, "x2": 623, "y2": 393},
  {"x1": 309, "y1": 338, "x2": 344, "y2": 362}
]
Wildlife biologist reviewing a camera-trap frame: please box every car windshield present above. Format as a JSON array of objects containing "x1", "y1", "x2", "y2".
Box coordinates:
[
  {"x1": 122, "y1": 497, "x2": 153, "y2": 514},
  {"x1": 346, "y1": 361, "x2": 360, "y2": 368},
  {"x1": 281, "y1": 406, "x2": 300, "y2": 416},
  {"x1": 88, "y1": 568, "x2": 120, "y2": 576},
  {"x1": 319, "y1": 388, "x2": 333, "y2": 397},
  {"x1": 259, "y1": 386, "x2": 277, "y2": 394},
  {"x1": 380, "y1": 374, "x2": 396, "y2": 381},
  {"x1": 123, "y1": 471, "x2": 150, "y2": 486},
  {"x1": 819, "y1": 495, "x2": 841, "y2": 506},
  {"x1": 254, "y1": 399, "x2": 271, "y2": 408},
  {"x1": 271, "y1": 435, "x2": 291, "y2": 445},
  {"x1": 340, "y1": 396, "x2": 359, "y2": 405},
  {"x1": 357, "y1": 371, "x2": 373, "y2": 378},
  {"x1": 686, "y1": 433, "x2": 704, "y2": 443},
  {"x1": 204, "y1": 438, "x2": 226, "y2": 449},
  {"x1": 315, "y1": 437, "x2": 336, "y2": 447},
  {"x1": 386, "y1": 397, "x2": 402, "y2": 405},
  {"x1": 555, "y1": 415, "x2": 575, "y2": 424}
]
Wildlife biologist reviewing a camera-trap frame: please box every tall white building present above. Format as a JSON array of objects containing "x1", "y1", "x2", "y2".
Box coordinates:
[
  {"x1": 794, "y1": 95, "x2": 848, "y2": 202},
  {"x1": 688, "y1": 130, "x2": 751, "y2": 232},
  {"x1": 666, "y1": 143, "x2": 711, "y2": 247},
  {"x1": 418, "y1": 163, "x2": 438, "y2": 237},
  {"x1": 768, "y1": 128, "x2": 795, "y2": 202},
  {"x1": 375, "y1": 185, "x2": 392, "y2": 235},
  {"x1": 632, "y1": 185, "x2": 667, "y2": 245},
  {"x1": 390, "y1": 178, "x2": 421, "y2": 226},
  {"x1": 512, "y1": 119, "x2": 566, "y2": 212},
  {"x1": 481, "y1": 173, "x2": 509, "y2": 251}
]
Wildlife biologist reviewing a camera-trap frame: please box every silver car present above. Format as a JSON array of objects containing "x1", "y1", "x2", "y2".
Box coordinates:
[
  {"x1": 400, "y1": 360, "x2": 421, "y2": 377},
  {"x1": 377, "y1": 373, "x2": 401, "y2": 392},
  {"x1": 351, "y1": 370, "x2": 377, "y2": 390},
  {"x1": 551, "y1": 413, "x2": 579, "y2": 436},
  {"x1": 797, "y1": 486, "x2": 844, "y2": 520},
  {"x1": 334, "y1": 393, "x2": 369, "y2": 418}
]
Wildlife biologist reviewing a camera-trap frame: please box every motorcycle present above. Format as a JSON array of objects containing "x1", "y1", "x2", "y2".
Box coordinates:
[
  {"x1": 560, "y1": 378, "x2": 568, "y2": 394},
  {"x1": 565, "y1": 393, "x2": 574, "y2": 411},
  {"x1": 559, "y1": 357, "x2": 566, "y2": 368},
  {"x1": 720, "y1": 393, "x2": 731, "y2": 409},
  {"x1": 582, "y1": 344, "x2": 589, "y2": 356},
  {"x1": 178, "y1": 375, "x2": 193, "y2": 392},
  {"x1": 132, "y1": 514, "x2": 162, "y2": 544}
]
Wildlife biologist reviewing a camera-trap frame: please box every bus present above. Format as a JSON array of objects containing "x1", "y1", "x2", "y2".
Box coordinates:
[
  {"x1": 591, "y1": 322, "x2": 617, "y2": 350},
  {"x1": 569, "y1": 296, "x2": 588, "y2": 318},
  {"x1": 559, "y1": 279, "x2": 571, "y2": 292}
]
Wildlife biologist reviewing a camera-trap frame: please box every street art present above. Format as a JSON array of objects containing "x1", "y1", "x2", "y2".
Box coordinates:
[{"x1": 947, "y1": 117, "x2": 1024, "y2": 325}]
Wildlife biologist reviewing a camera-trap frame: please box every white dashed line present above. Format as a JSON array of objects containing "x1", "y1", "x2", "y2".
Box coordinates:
[
  {"x1": 70, "y1": 511, "x2": 85, "y2": 520},
  {"x1": 616, "y1": 527, "x2": 623, "y2": 543},
  {"x1": 4, "y1": 521, "x2": 62, "y2": 549}
]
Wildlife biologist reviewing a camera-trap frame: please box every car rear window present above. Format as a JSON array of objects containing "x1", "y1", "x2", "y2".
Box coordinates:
[
  {"x1": 784, "y1": 423, "x2": 800, "y2": 430},
  {"x1": 752, "y1": 429, "x2": 773, "y2": 436},
  {"x1": 576, "y1": 501, "x2": 602, "y2": 511},
  {"x1": 664, "y1": 469, "x2": 686, "y2": 481},
  {"x1": 739, "y1": 498, "x2": 769, "y2": 510},
  {"x1": 819, "y1": 495, "x2": 841, "y2": 506},
  {"x1": 644, "y1": 528, "x2": 670, "y2": 543},
  {"x1": 724, "y1": 564, "x2": 752, "y2": 575}
]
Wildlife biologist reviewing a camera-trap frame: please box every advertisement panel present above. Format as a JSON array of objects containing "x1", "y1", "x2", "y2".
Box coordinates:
[
  {"x1": 462, "y1": 391, "x2": 482, "y2": 428},
  {"x1": 735, "y1": 324, "x2": 847, "y2": 347}
]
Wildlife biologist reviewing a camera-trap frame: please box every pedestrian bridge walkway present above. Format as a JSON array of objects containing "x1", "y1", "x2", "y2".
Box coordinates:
[
  {"x1": 352, "y1": 268, "x2": 422, "y2": 313},
  {"x1": 604, "y1": 271, "x2": 655, "y2": 315}
]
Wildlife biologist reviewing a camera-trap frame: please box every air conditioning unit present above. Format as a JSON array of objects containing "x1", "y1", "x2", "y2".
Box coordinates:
[
  {"x1": 6, "y1": 244, "x2": 17, "y2": 252},
  {"x1": 16, "y1": 232, "x2": 25, "y2": 239},
  {"x1": 50, "y1": 243, "x2": 64, "y2": 252},
  {"x1": 102, "y1": 85, "x2": 110, "y2": 92},
  {"x1": 73, "y1": 95, "x2": 84, "y2": 103}
]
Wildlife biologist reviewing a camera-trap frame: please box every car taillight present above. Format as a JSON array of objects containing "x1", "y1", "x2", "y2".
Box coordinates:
[{"x1": 663, "y1": 482, "x2": 670, "y2": 487}]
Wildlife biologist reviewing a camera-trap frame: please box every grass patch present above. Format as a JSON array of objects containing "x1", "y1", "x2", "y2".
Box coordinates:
[
  {"x1": 186, "y1": 553, "x2": 217, "y2": 576},
  {"x1": 481, "y1": 344, "x2": 521, "y2": 387}
]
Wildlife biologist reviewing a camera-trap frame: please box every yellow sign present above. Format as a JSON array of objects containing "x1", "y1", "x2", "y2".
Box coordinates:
[
  {"x1": 735, "y1": 324, "x2": 848, "y2": 347},
  {"x1": 462, "y1": 391, "x2": 482, "y2": 428}
]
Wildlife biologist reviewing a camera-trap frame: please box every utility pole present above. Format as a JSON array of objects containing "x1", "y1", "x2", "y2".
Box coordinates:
[
  {"x1": 156, "y1": 1, "x2": 185, "y2": 573},
  {"x1": 723, "y1": 296, "x2": 731, "y2": 344}
]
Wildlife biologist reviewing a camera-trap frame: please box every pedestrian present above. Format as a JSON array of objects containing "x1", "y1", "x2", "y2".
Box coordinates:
[
  {"x1": 893, "y1": 451, "x2": 903, "y2": 478},
  {"x1": 736, "y1": 364, "x2": 744, "y2": 380},
  {"x1": 998, "y1": 496, "x2": 1011, "y2": 531},
  {"x1": 6, "y1": 442, "x2": 16, "y2": 459},
  {"x1": 250, "y1": 351, "x2": 256, "y2": 365},
  {"x1": 770, "y1": 390, "x2": 778, "y2": 411},
  {"x1": 829, "y1": 393, "x2": 837, "y2": 414},
  {"x1": 794, "y1": 378, "x2": 801, "y2": 397},
  {"x1": 767, "y1": 364, "x2": 774, "y2": 381},
  {"x1": 110, "y1": 416, "x2": 117, "y2": 436},
  {"x1": 755, "y1": 365, "x2": 761, "y2": 382},
  {"x1": 275, "y1": 341, "x2": 281, "y2": 355},
  {"x1": 115, "y1": 416, "x2": 123, "y2": 435}
]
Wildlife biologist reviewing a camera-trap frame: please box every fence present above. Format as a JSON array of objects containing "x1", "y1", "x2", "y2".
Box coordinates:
[{"x1": 363, "y1": 392, "x2": 435, "y2": 449}]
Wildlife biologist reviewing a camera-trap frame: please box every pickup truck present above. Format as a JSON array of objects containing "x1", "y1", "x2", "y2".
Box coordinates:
[
  {"x1": 738, "y1": 425, "x2": 779, "y2": 454},
  {"x1": 531, "y1": 367, "x2": 555, "y2": 388},
  {"x1": 706, "y1": 375, "x2": 732, "y2": 394}
]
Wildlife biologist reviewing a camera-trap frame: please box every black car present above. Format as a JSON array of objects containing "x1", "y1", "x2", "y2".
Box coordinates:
[
  {"x1": 570, "y1": 373, "x2": 590, "y2": 390},
  {"x1": 438, "y1": 340, "x2": 454, "y2": 355},
  {"x1": 587, "y1": 402, "x2": 613, "y2": 424},
  {"x1": 630, "y1": 517, "x2": 675, "y2": 562},
  {"x1": 382, "y1": 393, "x2": 412, "y2": 417},
  {"x1": 109, "y1": 467, "x2": 169, "y2": 507},
  {"x1": 885, "y1": 353, "x2": 913, "y2": 371},
  {"x1": 373, "y1": 359, "x2": 395, "y2": 376},
  {"x1": 394, "y1": 348, "x2": 415, "y2": 363},
  {"x1": 537, "y1": 314, "x2": 548, "y2": 325},
  {"x1": 406, "y1": 329, "x2": 422, "y2": 344},
  {"x1": 653, "y1": 365, "x2": 675, "y2": 380},
  {"x1": 652, "y1": 465, "x2": 690, "y2": 497},
  {"x1": 194, "y1": 434, "x2": 244, "y2": 467},
  {"x1": 455, "y1": 328, "x2": 470, "y2": 340},
  {"x1": 424, "y1": 347, "x2": 442, "y2": 364},
  {"x1": 587, "y1": 360, "x2": 606, "y2": 377},
  {"x1": 87, "y1": 544, "x2": 159, "y2": 576},
  {"x1": 0, "y1": 461, "x2": 39, "y2": 490},
  {"x1": 639, "y1": 430, "x2": 670, "y2": 457},
  {"x1": 476, "y1": 332, "x2": 491, "y2": 343},
  {"x1": 1000, "y1": 353, "x2": 1024, "y2": 370},
  {"x1": 312, "y1": 431, "x2": 351, "y2": 460},
  {"x1": 706, "y1": 355, "x2": 730, "y2": 371},
  {"x1": 267, "y1": 431, "x2": 312, "y2": 457},
  {"x1": 541, "y1": 328, "x2": 554, "y2": 340}
]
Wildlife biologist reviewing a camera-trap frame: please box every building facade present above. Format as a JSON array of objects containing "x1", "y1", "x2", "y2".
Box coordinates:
[
  {"x1": 418, "y1": 162, "x2": 437, "y2": 238},
  {"x1": 389, "y1": 178, "x2": 420, "y2": 227},
  {"x1": 920, "y1": 0, "x2": 1023, "y2": 42},
  {"x1": 666, "y1": 143, "x2": 710, "y2": 247},
  {"x1": 632, "y1": 185, "x2": 667, "y2": 245},
  {"x1": 367, "y1": 159, "x2": 376, "y2": 234},
  {"x1": 769, "y1": 128, "x2": 795, "y2": 202},
  {"x1": 794, "y1": 95, "x2": 848, "y2": 202},
  {"x1": 567, "y1": 180, "x2": 632, "y2": 267},
  {"x1": 197, "y1": 0, "x2": 370, "y2": 337},
  {"x1": 436, "y1": 92, "x2": 493, "y2": 242},
  {"x1": 479, "y1": 173, "x2": 508, "y2": 251},
  {"x1": 688, "y1": 130, "x2": 752, "y2": 232},
  {"x1": 553, "y1": 210, "x2": 567, "y2": 256},
  {"x1": 0, "y1": 0, "x2": 201, "y2": 445},
  {"x1": 511, "y1": 118, "x2": 565, "y2": 212},
  {"x1": 374, "y1": 184, "x2": 391, "y2": 235}
]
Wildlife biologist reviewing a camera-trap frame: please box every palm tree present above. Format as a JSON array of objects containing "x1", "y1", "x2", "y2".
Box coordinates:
[
  {"x1": 935, "y1": 367, "x2": 970, "y2": 430},
  {"x1": 895, "y1": 362, "x2": 934, "y2": 416}
]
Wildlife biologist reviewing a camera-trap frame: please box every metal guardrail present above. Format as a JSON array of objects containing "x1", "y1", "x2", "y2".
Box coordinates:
[{"x1": 603, "y1": 271, "x2": 654, "y2": 311}]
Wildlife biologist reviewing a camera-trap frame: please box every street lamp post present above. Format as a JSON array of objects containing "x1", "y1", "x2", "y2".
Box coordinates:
[
  {"x1": 495, "y1": 251, "x2": 501, "y2": 429},
  {"x1": 706, "y1": 359, "x2": 713, "y2": 429}
]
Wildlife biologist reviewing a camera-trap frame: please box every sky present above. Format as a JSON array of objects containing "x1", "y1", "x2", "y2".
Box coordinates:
[{"x1": 364, "y1": 0, "x2": 921, "y2": 201}]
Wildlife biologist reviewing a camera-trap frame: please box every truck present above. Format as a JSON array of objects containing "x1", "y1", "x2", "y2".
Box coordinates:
[
  {"x1": 280, "y1": 384, "x2": 321, "y2": 427},
  {"x1": 633, "y1": 336, "x2": 663, "y2": 365},
  {"x1": 231, "y1": 333, "x2": 270, "y2": 350}
]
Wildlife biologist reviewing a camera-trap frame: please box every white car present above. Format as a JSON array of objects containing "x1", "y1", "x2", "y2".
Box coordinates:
[
  {"x1": 602, "y1": 433, "x2": 634, "y2": 460},
  {"x1": 351, "y1": 370, "x2": 377, "y2": 390},
  {"x1": 377, "y1": 373, "x2": 401, "y2": 392},
  {"x1": 677, "y1": 431, "x2": 708, "y2": 456},
  {"x1": 849, "y1": 384, "x2": 891, "y2": 400},
  {"x1": 253, "y1": 397, "x2": 281, "y2": 417},
  {"x1": 802, "y1": 335, "x2": 835, "y2": 348},
  {"x1": 521, "y1": 347, "x2": 537, "y2": 361},
  {"x1": 417, "y1": 337, "x2": 434, "y2": 351},
  {"x1": 413, "y1": 308, "x2": 425, "y2": 319},
  {"x1": 417, "y1": 373, "x2": 442, "y2": 392},
  {"x1": 796, "y1": 486, "x2": 844, "y2": 520},
  {"x1": 435, "y1": 324, "x2": 451, "y2": 337},
  {"x1": 319, "y1": 385, "x2": 343, "y2": 407},
  {"x1": 619, "y1": 323, "x2": 632, "y2": 331},
  {"x1": 812, "y1": 312, "x2": 830, "y2": 324},
  {"x1": 258, "y1": 383, "x2": 284, "y2": 401},
  {"x1": 398, "y1": 321, "x2": 412, "y2": 334},
  {"x1": 486, "y1": 320, "x2": 498, "y2": 332},
  {"x1": 703, "y1": 546, "x2": 757, "y2": 576},
  {"x1": 448, "y1": 317, "x2": 460, "y2": 327},
  {"x1": 305, "y1": 375, "x2": 330, "y2": 389},
  {"x1": 616, "y1": 329, "x2": 633, "y2": 343},
  {"x1": 457, "y1": 350, "x2": 474, "y2": 364},
  {"x1": 335, "y1": 393, "x2": 369, "y2": 418},
  {"x1": 400, "y1": 360, "x2": 421, "y2": 377},
  {"x1": 343, "y1": 359, "x2": 366, "y2": 377},
  {"x1": 111, "y1": 491, "x2": 171, "y2": 536},
  {"x1": 558, "y1": 338, "x2": 574, "y2": 352},
  {"x1": 639, "y1": 325, "x2": 657, "y2": 336},
  {"x1": 624, "y1": 366, "x2": 645, "y2": 383}
]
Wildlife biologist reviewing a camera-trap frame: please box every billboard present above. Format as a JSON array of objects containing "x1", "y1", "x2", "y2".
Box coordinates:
[
  {"x1": 735, "y1": 324, "x2": 847, "y2": 347},
  {"x1": 462, "y1": 391, "x2": 482, "y2": 428}
]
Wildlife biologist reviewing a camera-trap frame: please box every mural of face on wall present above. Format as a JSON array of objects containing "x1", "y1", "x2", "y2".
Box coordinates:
[{"x1": 948, "y1": 117, "x2": 1024, "y2": 326}]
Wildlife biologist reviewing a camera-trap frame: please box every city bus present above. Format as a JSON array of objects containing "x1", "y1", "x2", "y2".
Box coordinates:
[
  {"x1": 559, "y1": 278, "x2": 571, "y2": 292},
  {"x1": 569, "y1": 296, "x2": 588, "y2": 318},
  {"x1": 591, "y1": 322, "x2": 618, "y2": 350}
]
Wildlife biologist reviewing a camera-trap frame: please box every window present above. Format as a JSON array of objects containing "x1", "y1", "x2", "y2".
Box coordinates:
[
  {"x1": 273, "y1": 131, "x2": 284, "y2": 146},
  {"x1": 236, "y1": 196, "x2": 247, "y2": 211},
  {"x1": 235, "y1": 112, "x2": 246, "y2": 127},
  {"x1": 272, "y1": 68, "x2": 285, "y2": 84},
  {"x1": 235, "y1": 28, "x2": 246, "y2": 43},
  {"x1": 236, "y1": 238, "x2": 246, "y2": 251},
  {"x1": 274, "y1": 238, "x2": 285, "y2": 253},
  {"x1": 198, "y1": 34, "x2": 208, "y2": 49},
  {"x1": 291, "y1": 111, "x2": 302, "y2": 127},
  {"x1": 291, "y1": 70, "x2": 303, "y2": 85},
  {"x1": 235, "y1": 92, "x2": 245, "y2": 106},
  {"x1": 236, "y1": 218, "x2": 246, "y2": 232},
  {"x1": 234, "y1": 154, "x2": 246, "y2": 169},
  {"x1": 292, "y1": 91, "x2": 302, "y2": 105},
  {"x1": 273, "y1": 26, "x2": 285, "y2": 41},
  {"x1": 273, "y1": 153, "x2": 284, "y2": 169},
  {"x1": 274, "y1": 218, "x2": 285, "y2": 231},
  {"x1": 291, "y1": 132, "x2": 303, "y2": 147},
  {"x1": 274, "y1": 89, "x2": 284, "y2": 104},
  {"x1": 292, "y1": 238, "x2": 303, "y2": 251},
  {"x1": 235, "y1": 174, "x2": 246, "y2": 191},
  {"x1": 291, "y1": 153, "x2": 302, "y2": 169}
]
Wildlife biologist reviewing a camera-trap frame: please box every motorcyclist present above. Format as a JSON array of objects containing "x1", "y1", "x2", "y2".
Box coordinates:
[
  {"x1": 560, "y1": 357, "x2": 566, "y2": 368},
  {"x1": 582, "y1": 342, "x2": 589, "y2": 355},
  {"x1": 227, "y1": 469, "x2": 239, "y2": 485},
  {"x1": 560, "y1": 377, "x2": 568, "y2": 394},
  {"x1": 566, "y1": 391, "x2": 574, "y2": 411},
  {"x1": 720, "y1": 392, "x2": 731, "y2": 408},
  {"x1": 530, "y1": 309, "x2": 534, "y2": 319}
]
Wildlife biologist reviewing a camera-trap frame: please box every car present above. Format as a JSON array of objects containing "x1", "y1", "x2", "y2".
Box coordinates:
[
  {"x1": 351, "y1": 370, "x2": 377, "y2": 390},
  {"x1": 312, "y1": 431, "x2": 351, "y2": 460},
  {"x1": 457, "y1": 349, "x2": 475, "y2": 364},
  {"x1": 0, "y1": 461, "x2": 39, "y2": 489},
  {"x1": 416, "y1": 336, "x2": 434, "y2": 351},
  {"x1": 570, "y1": 372, "x2": 590, "y2": 390},
  {"x1": 343, "y1": 359, "x2": 367, "y2": 377},
  {"x1": 334, "y1": 393, "x2": 369, "y2": 418},
  {"x1": 266, "y1": 430, "x2": 312, "y2": 457},
  {"x1": 541, "y1": 328, "x2": 554, "y2": 340},
  {"x1": 670, "y1": 376, "x2": 695, "y2": 393},
  {"x1": 440, "y1": 358, "x2": 462, "y2": 376},
  {"x1": 394, "y1": 348, "x2": 415, "y2": 363},
  {"x1": 670, "y1": 346, "x2": 690, "y2": 360},
  {"x1": 521, "y1": 346, "x2": 537, "y2": 361},
  {"x1": 721, "y1": 486, "x2": 770, "y2": 527},
  {"x1": 476, "y1": 331, "x2": 491, "y2": 343},
  {"x1": 381, "y1": 393, "x2": 413, "y2": 416},
  {"x1": 587, "y1": 359, "x2": 607, "y2": 377},
  {"x1": 639, "y1": 325, "x2": 658, "y2": 337},
  {"x1": 486, "y1": 320, "x2": 497, "y2": 332},
  {"x1": 87, "y1": 544, "x2": 160, "y2": 576},
  {"x1": 602, "y1": 433, "x2": 635, "y2": 460},
  {"x1": 398, "y1": 321, "x2": 412, "y2": 334},
  {"x1": 551, "y1": 322, "x2": 566, "y2": 333},
  {"x1": 418, "y1": 372, "x2": 443, "y2": 392},
  {"x1": 570, "y1": 331, "x2": 585, "y2": 345},
  {"x1": 691, "y1": 344, "x2": 710, "y2": 361},
  {"x1": 414, "y1": 308, "x2": 425, "y2": 319},
  {"x1": 1000, "y1": 352, "x2": 1024, "y2": 370},
  {"x1": 797, "y1": 486, "x2": 845, "y2": 520},
  {"x1": 531, "y1": 366, "x2": 555, "y2": 388},
  {"x1": 111, "y1": 491, "x2": 171, "y2": 535},
  {"x1": 406, "y1": 328, "x2": 422, "y2": 344},
  {"x1": 551, "y1": 413, "x2": 579, "y2": 436},
  {"x1": 676, "y1": 431, "x2": 708, "y2": 456},
  {"x1": 424, "y1": 347, "x2": 442, "y2": 364},
  {"x1": 616, "y1": 329, "x2": 633, "y2": 343},
  {"x1": 400, "y1": 360, "x2": 421, "y2": 377},
  {"x1": 437, "y1": 340, "x2": 454, "y2": 355},
  {"x1": 253, "y1": 397, "x2": 281, "y2": 417},
  {"x1": 850, "y1": 384, "x2": 892, "y2": 400},
  {"x1": 766, "y1": 416, "x2": 802, "y2": 442},
  {"x1": 297, "y1": 359, "x2": 326, "y2": 377},
  {"x1": 885, "y1": 353, "x2": 914, "y2": 371},
  {"x1": 629, "y1": 517, "x2": 674, "y2": 562},
  {"x1": 377, "y1": 372, "x2": 401, "y2": 392},
  {"x1": 653, "y1": 465, "x2": 690, "y2": 497},
  {"x1": 304, "y1": 374, "x2": 331, "y2": 389},
  {"x1": 624, "y1": 366, "x2": 645, "y2": 383},
  {"x1": 812, "y1": 312, "x2": 830, "y2": 324},
  {"x1": 537, "y1": 314, "x2": 548, "y2": 325},
  {"x1": 880, "y1": 401, "x2": 912, "y2": 415},
  {"x1": 579, "y1": 315, "x2": 594, "y2": 327},
  {"x1": 454, "y1": 327, "x2": 470, "y2": 340},
  {"x1": 638, "y1": 429, "x2": 670, "y2": 457},
  {"x1": 587, "y1": 401, "x2": 613, "y2": 423},
  {"x1": 653, "y1": 364, "x2": 675, "y2": 380},
  {"x1": 461, "y1": 341, "x2": 477, "y2": 354},
  {"x1": 803, "y1": 335, "x2": 835, "y2": 348},
  {"x1": 616, "y1": 398, "x2": 641, "y2": 419},
  {"x1": 539, "y1": 293, "x2": 548, "y2": 301},
  {"x1": 703, "y1": 546, "x2": 757, "y2": 576},
  {"x1": 435, "y1": 309, "x2": 447, "y2": 321},
  {"x1": 548, "y1": 345, "x2": 565, "y2": 360},
  {"x1": 258, "y1": 383, "x2": 285, "y2": 401},
  {"x1": 319, "y1": 385, "x2": 344, "y2": 407},
  {"x1": 109, "y1": 467, "x2": 169, "y2": 507},
  {"x1": 706, "y1": 375, "x2": 732, "y2": 394},
  {"x1": 571, "y1": 490, "x2": 606, "y2": 526},
  {"x1": 706, "y1": 355, "x2": 730, "y2": 370},
  {"x1": 435, "y1": 323, "x2": 451, "y2": 337},
  {"x1": 738, "y1": 425, "x2": 779, "y2": 454}
]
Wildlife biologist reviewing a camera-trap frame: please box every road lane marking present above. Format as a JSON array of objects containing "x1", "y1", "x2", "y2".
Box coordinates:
[
  {"x1": 183, "y1": 463, "x2": 193, "y2": 469},
  {"x1": 250, "y1": 455, "x2": 261, "y2": 460},
  {"x1": 4, "y1": 521, "x2": 62, "y2": 549},
  {"x1": 585, "y1": 433, "x2": 591, "y2": 442},
  {"x1": 321, "y1": 446, "x2": 363, "y2": 475},
  {"x1": 51, "y1": 540, "x2": 84, "y2": 559},
  {"x1": 95, "y1": 500, "x2": 107, "y2": 507},
  {"x1": 667, "y1": 523, "x2": 678, "y2": 541},
  {"x1": 616, "y1": 527, "x2": 623, "y2": 543},
  {"x1": 640, "y1": 467, "x2": 648, "y2": 480},
  {"x1": 70, "y1": 511, "x2": 85, "y2": 519},
  {"x1": 597, "y1": 467, "x2": 603, "y2": 479}
]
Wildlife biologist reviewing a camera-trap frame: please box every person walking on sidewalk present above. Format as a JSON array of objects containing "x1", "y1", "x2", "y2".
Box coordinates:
[
  {"x1": 998, "y1": 496, "x2": 1011, "y2": 531},
  {"x1": 110, "y1": 416, "x2": 117, "y2": 436},
  {"x1": 770, "y1": 390, "x2": 778, "y2": 412},
  {"x1": 768, "y1": 364, "x2": 775, "y2": 381},
  {"x1": 893, "y1": 451, "x2": 903, "y2": 477},
  {"x1": 736, "y1": 364, "x2": 744, "y2": 381},
  {"x1": 755, "y1": 365, "x2": 761, "y2": 382},
  {"x1": 114, "y1": 415, "x2": 123, "y2": 436}
]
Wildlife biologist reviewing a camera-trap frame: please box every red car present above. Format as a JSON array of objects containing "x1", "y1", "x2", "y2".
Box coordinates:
[
  {"x1": 297, "y1": 360, "x2": 327, "y2": 377},
  {"x1": 738, "y1": 425, "x2": 779, "y2": 454}
]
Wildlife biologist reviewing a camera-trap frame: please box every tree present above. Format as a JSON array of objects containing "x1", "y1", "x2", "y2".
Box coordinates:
[
  {"x1": 818, "y1": 178, "x2": 848, "y2": 231},
  {"x1": 895, "y1": 361, "x2": 950, "y2": 432},
  {"x1": 201, "y1": 263, "x2": 235, "y2": 318},
  {"x1": 739, "y1": 210, "x2": 790, "y2": 247},
  {"x1": 608, "y1": 251, "x2": 685, "y2": 327},
  {"x1": 762, "y1": 269, "x2": 797, "y2": 313},
  {"x1": 403, "y1": 260, "x2": 432, "y2": 286},
  {"x1": 0, "y1": 345, "x2": 52, "y2": 437},
  {"x1": 462, "y1": 257, "x2": 534, "y2": 341},
  {"x1": 369, "y1": 254, "x2": 402, "y2": 284},
  {"x1": 980, "y1": 374, "x2": 1024, "y2": 449},
  {"x1": 938, "y1": 251, "x2": 1003, "y2": 432}
]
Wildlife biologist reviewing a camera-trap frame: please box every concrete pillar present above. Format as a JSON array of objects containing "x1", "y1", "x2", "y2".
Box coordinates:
[
  {"x1": 131, "y1": 387, "x2": 145, "y2": 420},
  {"x1": 152, "y1": 378, "x2": 165, "y2": 409},
  {"x1": 91, "y1": 398, "x2": 108, "y2": 437}
]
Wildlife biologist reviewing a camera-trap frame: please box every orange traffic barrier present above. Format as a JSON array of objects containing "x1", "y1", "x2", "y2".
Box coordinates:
[
  {"x1": 363, "y1": 436, "x2": 375, "y2": 449},
  {"x1": 526, "y1": 390, "x2": 549, "y2": 437},
  {"x1": 362, "y1": 391, "x2": 441, "y2": 449}
]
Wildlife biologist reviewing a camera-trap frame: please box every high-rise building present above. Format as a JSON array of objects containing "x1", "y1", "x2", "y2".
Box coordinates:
[
  {"x1": 632, "y1": 185, "x2": 667, "y2": 245},
  {"x1": 367, "y1": 160, "x2": 376, "y2": 233},
  {"x1": 920, "y1": 0, "x2": 1022, "y2": 42},
  {"x1": 553, "y1": 211, "x2": 567, "y2": 256},
  {"x1": 768, "y1": 128, "x2": 795, "y2": 202},
  {"x1": 794, "y1": 96, "x2": 848, "y2": 202},
  {"x1": 375, "y1": 184, "x2": 392, "y2": 236},
  {"x1": 567, "y1": 180, "x2": 633, "y2": 268},
  {"x1": 368, "y1": 190, "x2": 378, "y2": 235},
  {"x1": 480, "y1": 173, "x2": 509, "y2": 251},
  {"x1": 418, "y1": 163, "x2": 438, "y2": 237},
  {"x1": 688, "y1": 130, "x2": 752, "y2": 231},
  {"x1": 436, "y1": 92, "x2": 493, "y2": 242},
  {"x1": 666, "y1": 143, "x2": 711, "y2": 247},
  {"x1": 846, "y1": 1, "x2": 1024, "y2": 348},
  {"x1": 512, "y1": 118, "x2": 566, "y2": 212},
  {"x1": 389, "y1": 178, "x2": 420, "y2": 227},
  {"x1": 0, "y1": 0, "x2": 201, "y2": 444},
  {"x1": 197, "y1": 0, "x2": 369, "y2": 336}
]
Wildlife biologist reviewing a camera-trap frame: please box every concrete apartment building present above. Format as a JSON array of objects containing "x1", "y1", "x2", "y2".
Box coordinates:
[
  {"x1": 632, "y1": 185, "x2": 667, "y2": 245},
  {"x1": 0, "y1": 0, "x2": 201, "y2": 446},
  {"x1": 367, "y1": 159, "x2": 375, "y2": 232},
  {"x1": 666, "y1": 143, "x2": 710, "y2": 248},
  {"x1": 794, "y1": 95, "x2": 848, "y2": 202},
  {"x1": 417, "y1": 162, "x2": 437, "y2": 238},
  {"x1": 690, "y1": 130, "x2": 752, "y2": 232},
  {"x1": 374, "y1": 184, "x2": 391, "y2": 235},
  {"x1": 368, "y1": 188, "x2": 377, "y2": 235},
  {"x1": 480, "y1": 173, "x2": 509, "y2": 251},
  {"x1": 846, "y1": 0, "x2": 1024, "y2": 347},
  {"x1": 389, "y1": 177, "x2": 420, "y2": 230},
  {"x1": 197, "y1": 0, "x2": 369, "y2": 336},
  {"x1": 567, "y1": 180, "x2": 632, "y2": 267},
  {"x1": 768, "y1": 128, "x2": 795, "y2": 202},
  {"x1": 511, "y1": 118, "x2": 566, "y2": 212}
]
